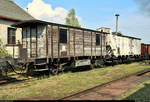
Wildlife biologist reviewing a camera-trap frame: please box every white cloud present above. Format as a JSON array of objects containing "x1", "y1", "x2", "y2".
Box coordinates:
[{"x1": 26, "y1": 0, "x2": 69, "y2": 24}]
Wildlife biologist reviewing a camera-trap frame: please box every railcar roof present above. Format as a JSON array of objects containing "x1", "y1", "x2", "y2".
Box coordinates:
[
  {"x1": 119, "y1": 35, "x2": 141, "y2": 40},
  {"x1": 12, "y1": 20, "x2": 141, "y2": 40},
  {"x1": 12, "y1": 20, "x2": 109, "y2": 34},
  {"x1": 112, "y1": 32, "x2": 141, "y2": 40},
  {"x1": 142, "y1": 43, "x2": 150, "y2": 46}
]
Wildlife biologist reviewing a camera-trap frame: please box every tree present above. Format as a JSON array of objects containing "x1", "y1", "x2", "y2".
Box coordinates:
[{"x1": 66, "y1": 8, "x2": 81, "y2": 27}]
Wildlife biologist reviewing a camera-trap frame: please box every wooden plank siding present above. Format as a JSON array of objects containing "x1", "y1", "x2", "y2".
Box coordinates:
[{"x1": 21, "y1": 24, "x2": 105, "y2": 60}]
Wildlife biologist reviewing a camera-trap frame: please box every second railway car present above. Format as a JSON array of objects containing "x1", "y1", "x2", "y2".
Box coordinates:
[
  {"x1": 97, "y1": 28, "x2": 141, "y2": 57},
  {"x1": 141, "y1": 43, "x2": 150, "y2": 59},
  {"x1": 12, "y1": 20, "x2": 108, "y2": 74},
  {"x1": 106, "y1": 32, "x2": 141, "y2": 57}
]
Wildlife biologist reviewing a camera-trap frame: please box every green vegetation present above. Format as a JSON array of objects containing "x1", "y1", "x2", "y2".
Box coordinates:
[
  {"x1": 0, "y1": 39, "x2": 11, "y2": 57},
  {"x1": 66, "y1": 8, "x2": 81, "y2": 27},
  {"x1": 116, "y1": 80, "x2": 150, "y2": 100},
  {"x1": 0, "y1": 62, "x2": 150, "y2": 100}
]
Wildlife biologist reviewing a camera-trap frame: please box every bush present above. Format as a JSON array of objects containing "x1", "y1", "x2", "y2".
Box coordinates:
[
  {"x1": 96, "y1": 60, "x2": 105, "y2": 68},
  {"x1": 0, "y1": 45, "x2": 12, "y2": 57}
]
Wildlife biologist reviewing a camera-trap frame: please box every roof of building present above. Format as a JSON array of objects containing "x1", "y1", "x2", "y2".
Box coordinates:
[
  {"x1": 96, "y1": 27, "x2": 111, "y2": 30},
  {"x1": 0, "y1": 0, "x2": 34, "y2": 22}
]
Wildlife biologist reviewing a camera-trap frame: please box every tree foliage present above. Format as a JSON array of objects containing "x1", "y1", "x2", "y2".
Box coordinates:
[{"x1": 66, "y1": 8, "x2": 81, "y2": 27}]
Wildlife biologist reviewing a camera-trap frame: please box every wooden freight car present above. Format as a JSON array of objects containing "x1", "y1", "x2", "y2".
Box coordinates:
[{"x1": 12, "y1": 20, "x2": 108, "y2": 74}]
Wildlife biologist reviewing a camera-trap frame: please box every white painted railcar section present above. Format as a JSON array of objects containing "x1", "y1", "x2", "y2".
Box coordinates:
[
  {"x1": 98, "y1": 27, "x2": 141, "y2": 57},
  {"x1": 106, "y1": 33, "x2": 141, "y2": 57}
]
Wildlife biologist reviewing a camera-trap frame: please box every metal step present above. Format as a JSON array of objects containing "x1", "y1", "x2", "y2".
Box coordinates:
[{"x1": 33, "y1": 69, "x2": 48, "y2": 72}]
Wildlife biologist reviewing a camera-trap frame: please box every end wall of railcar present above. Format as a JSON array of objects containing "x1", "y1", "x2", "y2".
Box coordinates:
[{"x1": 141, "y1": 44, "x2": 150, "y2": 56}]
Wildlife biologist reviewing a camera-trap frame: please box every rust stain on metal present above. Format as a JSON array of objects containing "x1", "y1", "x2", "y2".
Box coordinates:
[
  {"x1": 20, "y1": 28, "x2": 23, "y2": 59},
  {"x1": 30, "y1": 26, "x2": 32, "y2": 58},
  {"x1": 36, "y1": 25, "x2": 38, "y2": 58},
  {"x1": 91, "y1": 32, "x2": 93, "y2": 59},
  {"x1": 73, "y1": 29, "x2": 76, "y2": 60},
  {"x1": 101, "y1": 33, "x2": 103, "y2": 56},
  {"x1": 51, "y1": 25, "x2": 54, "y2": 62},
  {"x1": 83, "y1": 30, "x2": 85, "y2": 56},
  {"x1": 68, "y1": 28, "x2": 71, "y2": 59},
  {"x1": 46, "y1": 25, "x2": 49, "y2": 63},
  {"x1": 21, "y1": 28, "x2": 23, "y2": 50},
  {"x1": 58, "y1": 26, "x2": 60, "y2": 60},
  {"x1": 25, "y1": 28, "x2": 28, "y2": 60}
]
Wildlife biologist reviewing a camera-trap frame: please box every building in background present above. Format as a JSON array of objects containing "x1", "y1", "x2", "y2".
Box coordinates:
[
  {"x1": 96, "y1": 27, "x2": 112, "y2": 34},
  {"x1": 0, "y1": 0, "x2": 34, "y2": 58}
]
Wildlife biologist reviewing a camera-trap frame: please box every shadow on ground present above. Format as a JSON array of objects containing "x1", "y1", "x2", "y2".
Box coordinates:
[
  {"x1": 124, "y1": 83, "x2": 150, "y2": 100},
  {"x1": 0, "y1": 75, "x2": 25, "y2": 85}
]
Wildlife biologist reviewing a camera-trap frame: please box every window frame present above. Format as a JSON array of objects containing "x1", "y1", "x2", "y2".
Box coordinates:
[
  {"x1": 7, "y1": 27, "x2": 16, "y2": 45},
  {"x1": 59, "y1": 28, "x2": 67, "y2": 44}
]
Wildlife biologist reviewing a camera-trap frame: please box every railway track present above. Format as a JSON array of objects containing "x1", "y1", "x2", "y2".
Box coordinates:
[
  {"x1": 59, "y1": 68, "x2": 150, "y2": 100},
  {"x1": 0, "y1": 70, "x2": 49, "y2": 86},
  {"x1": 0, "y1": 77, "x2": 33, "y2": 86}
]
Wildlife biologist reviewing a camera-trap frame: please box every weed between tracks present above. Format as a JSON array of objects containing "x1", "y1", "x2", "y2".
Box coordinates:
[{"x1": 0, "y1": 62, "x2": 150, "y2": 100}]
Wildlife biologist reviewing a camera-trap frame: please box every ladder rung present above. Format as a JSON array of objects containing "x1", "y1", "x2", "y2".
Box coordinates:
[{"x1": 34, "y1": 69, "x2": 48, "y2": 72}]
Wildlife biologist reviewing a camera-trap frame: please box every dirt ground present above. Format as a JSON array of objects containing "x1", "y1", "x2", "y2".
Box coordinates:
[{"x1": 63, "y1": 73, "x2": 150, "y2": 100}]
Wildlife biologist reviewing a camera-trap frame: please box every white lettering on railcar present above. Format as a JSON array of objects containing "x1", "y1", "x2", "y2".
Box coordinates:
[{"x1": 75, "y1": 60, "x2": 91, "y2": 67}]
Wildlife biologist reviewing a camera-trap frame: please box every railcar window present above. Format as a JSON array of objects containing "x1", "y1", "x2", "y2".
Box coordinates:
[
  {"x1": 60, "y1": 29, "x2": 67, "y2": 44},
  {"x1": 96, "y1": 34, "x2": 100, "y2": 46},
  {"x1": 8, "y1": 27, "x2": 16, "y2": 44}
]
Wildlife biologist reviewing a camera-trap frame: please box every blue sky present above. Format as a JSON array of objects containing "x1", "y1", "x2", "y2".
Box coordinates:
[{"x1": 13, "y1": 0, "x2": 150, "y2": 43}]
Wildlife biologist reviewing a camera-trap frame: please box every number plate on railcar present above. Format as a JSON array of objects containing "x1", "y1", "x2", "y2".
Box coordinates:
[{"x1": 75, "y1": 60, "x2": 91, "y2": 67}]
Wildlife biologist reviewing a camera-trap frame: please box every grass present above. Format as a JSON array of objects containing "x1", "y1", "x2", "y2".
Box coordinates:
[
  {"x1": 116, "y1": 80, "x2": 150, "y2": 100},
  {"x1": 0, "y1": 62, "x2": 150, "y2": 100}
]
